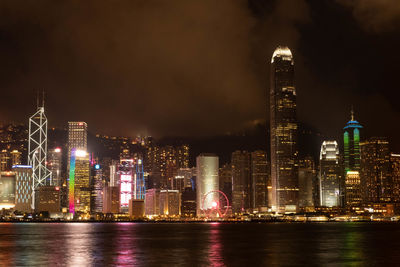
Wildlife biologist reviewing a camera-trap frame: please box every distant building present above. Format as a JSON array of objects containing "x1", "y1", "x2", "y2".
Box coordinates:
[
  {"x1": 319, "y1": 141, "x2": 342, "y2": 207},
  {"x1": 48, "y1": 147, "x2": 62, "y2": 186},
  {"x1": 118, "y1": 159, "x2": 135, "y2": 213},
  {"x1": 360, "y1": 137, "x2": 391, "y2": 203},
  {"x1": 343, "y1": 109, "x2": 362, "y2": 173},
  {"x1": 90, "y1": 164, "x2": 104, "y2": 213},
  {"x1": 0, "y1": 150, "x2": 22, "y2": 171},
  {"x1": 345, "y1": 171, "x2": 362, "y2": 207},
  {"x1": 129, "y1": 199, "x2": 145, "y2": 219},
  {"x1": 391, "y1": 154, "x2": 400, "y2": 202},
  {"x1": 298, "y1": 157, "x2": 316, "y2": 208},
  {"x1": 13, "y1": 165, "x2": 33, "y2": 212},
  {"x1": 196, "y1": 154, "x2": 219, "y2": 217},
  {"x1": 35, "y1": 186, "x2": 61, "y2": 213},
  {"x1": 181, "y1": 187, "x2": 196, "y2": 218},
  {"x1": 231, "y1": 151, "x2": 251, "y2": 214},
  {"x1": 0, "y1": 171, "x2": 16, "y2": 209},
  {"x1": 145, "y1": 188, "x2": 160, "y2": 216},
  {"x1": 103, "y1": 186, "x2": 120, "y2": 214},
  {"x1": 270, "y1": 46, "x2": 299, "y2": 214},
  {"x1": 219, "y1": 163, "x2": 232, "y2": 204},
  {"x1": 68, "y1": 149, "x2": 90, "y2": 214},
  {"x1": 251, "y1": 150, "x2": 268, "y2": 212},
  {"x1": 159, "y1": 189, "x2": 180, "y2": 216}
]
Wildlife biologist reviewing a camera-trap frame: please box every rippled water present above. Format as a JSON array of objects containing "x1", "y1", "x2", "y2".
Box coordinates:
[{"x1": 0, "y1": 222, "x2": 399, "y2": 266}]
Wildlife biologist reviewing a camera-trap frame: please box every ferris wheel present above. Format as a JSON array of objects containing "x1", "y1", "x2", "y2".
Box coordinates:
[{"x1": 201, "y1": 190, "x2": 230, "y2": 218}]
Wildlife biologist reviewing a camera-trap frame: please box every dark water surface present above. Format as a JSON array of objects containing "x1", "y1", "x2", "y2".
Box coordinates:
[{"x1": 0, "y1": 222, "x2": 399, "y2": 266}]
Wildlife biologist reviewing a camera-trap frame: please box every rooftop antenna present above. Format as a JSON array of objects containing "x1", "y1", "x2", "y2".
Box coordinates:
[{"x1": 351, "y1": 105, "x2": 354, "y2": 121}]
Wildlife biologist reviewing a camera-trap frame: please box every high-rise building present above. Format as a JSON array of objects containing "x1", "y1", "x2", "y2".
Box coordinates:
[
  {"x1": 13, "y1": 165, "x2": 33, "y2": 212},
  {"x1": 145, "y1": 188, "x2": 160, "y2": 216},
  {"x1": 319, "y1": 141, "x2": 342, "y2": 207},
  {"x1": 35, "y1": 186, "x2": 61, "y2": 213},
  {"x1": 48, "y1": 147, "x2": 62, "y2": 186},
  {"x1": 118, "y1": 159, "x2": 135, "y2": 213},
  {"x1": 360, "y1": 137, "x2": 391, "y2": 203},
  {"x1": 251, "y1": 150, "x2": 268, "y2": 212},
  {"x1": 67, "y1": 122, "x2": 87, "y2": 172},
  {"x1": 0, "y1": 171, "x2": 16, "y2": 209},
  {"x1": 343, "y1": 110, "x2": 362, "y2": 173},
  {"x1": 196, "y1": 154, "x2": 219, "y2": 217},
  {"x1": 345, "y1": 171, "x2": 362, "y2": 207},
  {"x1": 181, "y1": 187, "x2": 196, "y2": 218},
  {"x1": 270, "y1": 46, "x2": 299, "y2": 214},
  {"x1": 298, "y1": 157, "x2": 316, "y2": 209},
  {"x1": 159, "y1": 189, "x2": 180, "y2": 216},
  {"x1": 135, "y1": 157, "x2": 146, "y2": 200},
  {"x1": 102, "y1": 186, "x2": 120, "y2": 214},
  {"x1": 0, "y1": 150, "x2": 22, "y2": 171},
  {"x1": 129, "y1": 199, "x2": 145, "y2": 219},
  {"x1": 90, "y1": 163, "x2": 104, "y2": 213},
  {"x1": 28, "y1": 103, "x2": 52, "y2": 207},
  {"x1": 231, "y1": 151, "x2": 251, "y2": 214},
  {"x1": 219, "y1": 164, "x2": 232, "y2": 204},
  {"x1": 68, "y1": 149, "x2": 90, "y2": 214},
  {"x1": 391, "y1": 154, "x2": 400, "y2": 202}
]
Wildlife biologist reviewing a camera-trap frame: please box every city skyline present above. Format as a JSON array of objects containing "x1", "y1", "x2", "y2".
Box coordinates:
[{"x1": 0, "y1": 1, "x2": 399, "y2": 152}]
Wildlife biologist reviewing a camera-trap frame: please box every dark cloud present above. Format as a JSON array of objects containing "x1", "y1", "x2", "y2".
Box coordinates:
[{"x1": 337, "y1": 0, "x2": 400, "y2": 33}]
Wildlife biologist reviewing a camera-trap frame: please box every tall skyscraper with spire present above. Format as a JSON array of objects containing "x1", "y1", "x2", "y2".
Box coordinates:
[
  {"x1": 343, "y1": 109, "x2": 363, "y2": 172},
  {"x1": 28, "y1": 92, "x2": 52, "y2": 209},
  {"x1": 269, "y1": 46, "x2": 299, "y2": 214}
]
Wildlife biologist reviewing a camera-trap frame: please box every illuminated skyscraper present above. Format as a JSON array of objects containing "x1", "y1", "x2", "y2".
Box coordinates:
[
  {"x1": 360, "y1": 137, "x2": 391, "y2": 203},
  {"x1": 48, "y1": 147, "x2": 62, "y2": 186},
  {"x1": 343, "y1": 109, "x2": 362, "y2": 173},
  {"x1": 159, "y1": 189, "x2": 180, "y2": 216},
  {"x1": 28, "y1": 103, "x2": 52, "y2": 208},
  {"x1": 390, "y1": 154, "x2": 400, "y2": 202},
  {"x1": 251, "y1": 150, "x2": 268, "y2": 212},
  {"x1": 67, "y1": 122, "x2": 87, "y2": 170},
  {"x1": 231, "y1": 151, "x2": 251, "y2": 214},
  {"x1": 345, "y1": 171, "x2": 362, "y2": 207},
  {"x1": 0, "y1": 171, "x2": 16, "y2": 210},
  {"x1": 319, "y1": 141, "x2": 342, "y2": 207},
  {"x1": 68, "y1": 149, "x2": 90, "y2": 214},
  {"x1": 90, "y1": 163, "x2": 104, "y2": 213},
  {"x1": 270, "y1": 46, "x2": 298, "y2": 213},
  {"x1": 118, "y1": 159, "x2": 135, "y2": 213},
  {"x1": 196, "y1": 154, "x2": 219, "y2": 217},
  {"x1": 298, "y1": 157, "x2": 316, "y2": 209},
  {"x1": 13, "y1": 165, "x2": 33, "y2": 212}
]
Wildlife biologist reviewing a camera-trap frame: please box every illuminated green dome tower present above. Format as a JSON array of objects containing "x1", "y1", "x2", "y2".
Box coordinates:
[{"x1": 343, "y1": 109, "x2": 363, "y2": 173}]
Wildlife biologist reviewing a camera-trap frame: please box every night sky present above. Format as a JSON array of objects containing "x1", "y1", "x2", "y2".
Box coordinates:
[{"x1": 1, "y1": 1, "x2": 400, "y2": 150}]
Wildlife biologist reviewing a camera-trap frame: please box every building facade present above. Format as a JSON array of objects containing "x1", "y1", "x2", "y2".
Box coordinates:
[
  {"x1": 270, "y1": 46, "x2": 299, "y2": 214},
  {"x1": 13, "y1": 165, "x2": 33, "y2": 212},
  {"x1": 251, "y1": 150, "x2": 268, "y2": 212},
  {"x1": 196, "y1": 154, "x2": 219, "y2": 217},
  {"x1": 231, "y1": 151, "x2": 251, "y2": 214}
]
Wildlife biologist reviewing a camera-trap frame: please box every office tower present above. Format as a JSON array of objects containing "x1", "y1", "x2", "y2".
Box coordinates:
[
  {"x1": 129, "y1": 199, "x2": 145, "y2": 219},
  {"x1": 319, "y1": 141, "x2": 342, "y2": 207},
  {"x1": 231, "y1": 151, "x2": 251, "y2": 214},
  {"x1": 68, "y1": 149, "x2": 90, "y2": 214},
  {"x1": 298, "y1": 157, "x2": 316, "y2": 208},
  {"x1": 219, "y1": 163, "x2": 232, "y2": 204},
  {"x1": 67, "y1": 122, "x2": 87, "y2": 173},
  {"x1": 181, "y1": 187, "x2": 196, "y2": 218},
  {"x1": 118, "y1": 159, "x2": 135, "y2": 213},
  {"x1": 13, "y1": 165, "x2": 33, "y2": 212},
  {"x1": 360, "y1": 138, "x2": 391, "y2": 203},
  {"x1": 174, "y1": 168, "x2": 194, "y2": 191},
  {"x1": 0, "y1": 150, "x2": 10, "y2": 171},
  {"x1": 159, "y1": 189, "x2": 180, "y2": 216},
  {"x1": 28, "y1": 103, "x2": 52, "y2": 207},
  {"x1": 270, "y1": 46, "x2": 299, "y2": 214},
  {"x1": 196, "y1": 154, "x2": 219, "y2": 216},
  {"x1": 251, "y1": 150, "x2": 268, "y2": 212},
  {"x1": 145, "y1": 188, "x2": 160, "y2": 216},
  {"x1": 102, "y1": 186, "x2": 120, "y2": 214},
  {"x1": 48, "y1": 148, "x2": 62, "y2": 186},
  {"x1": 135, "y1": 157, "x2": 146, "y2": 200},
  {"x1": 90, "y1": 164, "x2": 104, "y2": 213},
  {"x1": 343, "y1": 109, "x2": 362, "y2": 173},
  {"x1": 10, "y1": 150, "x2": 21, "y2": 167},
  {"x1": 35, "y1": 186, "x2": 61, "y2": 213},
  {"x1": 345, "y1": 171, "x2": 362, "y2": 207},
  {"x1": 0, "y1": 171, "x2": 16, "y2": 209},
  {"x1": 391, "y1": 154, "x2": 400, "y2": 202}
]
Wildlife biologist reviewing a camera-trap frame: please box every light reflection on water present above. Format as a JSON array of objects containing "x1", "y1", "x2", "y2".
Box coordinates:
[{"x1": 0, "y1": 222, "x2": 399, "y2": 266}]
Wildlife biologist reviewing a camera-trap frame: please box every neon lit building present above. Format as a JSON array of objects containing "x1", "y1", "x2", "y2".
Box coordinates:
[
  {"x1": 270, "y1": 46, "x2": 299, "y2": 214},
  {"x1": 67, "y1": 122, "x2": 87, "y2": 174},
  {"x1": 135, "y1": 158, "x2": 146, "y2": 200},
  {"x1": 118, "y1": 159, "x2": 135, "y2": 213},
  {"x1": 343, "y1": 109, "x2": 362, "y2": 173},
  {"x1": 196, "y1": 154, "x2": 219, "y2": 217},
  {"x1": 13, "y1": 165, "x2": 33, "y2": 212},
  {"x1": 68, "y1": 149, "x2": 90, "y2": 214},
  {"x1": 319, "y1": 141, "x2": 342, "y2": 207}
]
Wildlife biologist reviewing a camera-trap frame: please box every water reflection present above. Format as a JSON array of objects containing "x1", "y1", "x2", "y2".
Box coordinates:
[
  {"x1": 208, "y1": 223, "x2": 224, "y2": 266},
  {"x1": 65, "y1": 223, "x2": 93, "y2": 266},
  {"x1": 114, "y1": 223, "x2": 139, "y2": 266}
]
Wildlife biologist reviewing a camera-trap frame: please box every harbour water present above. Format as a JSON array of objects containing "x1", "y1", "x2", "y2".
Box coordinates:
[{"x1": 0, "y1": 222, "x2": 399, "y2": 266}]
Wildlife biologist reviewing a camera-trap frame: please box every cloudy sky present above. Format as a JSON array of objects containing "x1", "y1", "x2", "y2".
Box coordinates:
[{"x1": 1, "y1": 0, "x2": 400, "y2": 149}]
